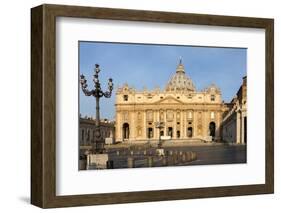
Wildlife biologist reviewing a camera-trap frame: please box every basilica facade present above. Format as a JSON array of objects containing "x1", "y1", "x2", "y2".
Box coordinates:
[{"x1": 115, "y1": 60, "x2": 228, "y2": 143}]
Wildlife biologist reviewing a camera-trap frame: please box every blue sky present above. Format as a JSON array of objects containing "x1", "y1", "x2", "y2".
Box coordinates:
[{"x1": 79, "y1": 41, "x2": 246, "y2": 120}]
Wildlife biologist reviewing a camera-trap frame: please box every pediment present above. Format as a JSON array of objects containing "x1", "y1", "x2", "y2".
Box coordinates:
[{"x1": 155, "y1": 96, "x2": 184, "y2": 104}]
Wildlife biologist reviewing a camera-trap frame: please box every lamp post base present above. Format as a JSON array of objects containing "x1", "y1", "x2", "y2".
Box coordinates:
[{"x1": 92, "y1": 142, "x2": 105, "y2": 154}]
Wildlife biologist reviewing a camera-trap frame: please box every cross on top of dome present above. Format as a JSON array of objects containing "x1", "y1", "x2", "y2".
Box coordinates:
[{"x1": 176, "y1": 56, "x2": 185, "y2": 74}]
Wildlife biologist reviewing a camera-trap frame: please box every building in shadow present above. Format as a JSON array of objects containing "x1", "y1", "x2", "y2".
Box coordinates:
[
  {"x1": 79, "y1": 116, "x2": 115, "y2": 157},
  {"x1": 221, "y1": 76, "x2": 247, "y2": 144}
]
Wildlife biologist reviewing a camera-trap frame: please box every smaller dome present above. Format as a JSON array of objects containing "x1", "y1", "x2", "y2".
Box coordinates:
[{"x1": 204, "y1": 84, "x2": 221, "y2": 94}]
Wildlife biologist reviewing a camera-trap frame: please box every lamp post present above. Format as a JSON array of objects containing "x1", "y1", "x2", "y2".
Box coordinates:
[
  {"x1": 80, "y1": 64, "x2": 113, "y2": 154},
  {"x1": 155, "y1": 121, "x2": 165, "y2": 148}
]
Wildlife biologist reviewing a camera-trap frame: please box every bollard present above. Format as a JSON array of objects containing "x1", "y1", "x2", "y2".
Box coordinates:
[
  {"x1": 182, "y1": 153, "x2": 186, "y2": 162},
  {"x1": 130, "y1": 150, "x2": 134, "y2": 156},
  {"x1": 127, "y1": 157, "x2": 134, "y2": 168},
  {"x1": 173, "y1": 154, "x2": 177, "y2": 164},
  {"x1": 116, "y1": 150, "x2": 119, "y2": 156},
  {"x1": 147, "y1": 156, "x2": 154, "y2": 167},
  {"x1": 176, "y1": 153, "x2": 180, "y2": 163},
  {"x1": 185, "y1": 152, "x2": 191, "y2": 162},
  {"x1": 143, "y1": 150, "x2": 146, "y2": 155},
  {"x1": 191, "y1": 152, "x2": 197, "y2": 160},
  {"x1": 168, "y1": 156, "x2": 173, "y2": 166},
  {"x1": 169, "y1": 150, "x2": 173, "y2": 156},
  {"x1": 162, "y1": 156, "x2": 167, "y2": 166},
  {"x1": 106, "y1": 160, "x2": 114, "y2": 169}
]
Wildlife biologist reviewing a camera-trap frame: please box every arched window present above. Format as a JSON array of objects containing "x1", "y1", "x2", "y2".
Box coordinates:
[{"x1": 187, "y1": 127, "x2": 193, "y2": 137}]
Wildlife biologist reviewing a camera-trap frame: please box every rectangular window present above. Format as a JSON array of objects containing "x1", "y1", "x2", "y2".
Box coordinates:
[{"x1": 211, "y1": 95, "x2": 215, "y2": 101}]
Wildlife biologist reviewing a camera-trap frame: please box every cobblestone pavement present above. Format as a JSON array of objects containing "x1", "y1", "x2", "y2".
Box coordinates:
[{"x1": 103, "y1": 143, "x2": 246, "y2": 169}]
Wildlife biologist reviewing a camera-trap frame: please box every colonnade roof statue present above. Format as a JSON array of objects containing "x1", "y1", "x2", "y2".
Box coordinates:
[{"x1": 165, "y1": 58, "x2": 196, "y2": 92}]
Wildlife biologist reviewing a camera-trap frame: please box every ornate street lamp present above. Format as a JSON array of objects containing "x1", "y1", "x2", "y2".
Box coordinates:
[
  {"x1": 80, "y1": 64, "x2": 113, "y2": 154},
  {"x1": 155, "y1": 121, "x2": 165, "y2": 148}
]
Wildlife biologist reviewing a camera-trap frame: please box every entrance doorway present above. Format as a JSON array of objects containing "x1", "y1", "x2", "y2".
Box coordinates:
[
  {"x1": 187, "y1": 127, "x2": 193, "y2": 138},
  {"x1": 168, "y1": 127, "x2": 173, "y2": 138},
  {"x1": 123, "y1": 123, "x2": 130, "y2": 140},
  {"x1": 147, "y1": 127, "x2": 153, "y2": 138},
  {"x1": 209, "y1": 122, "x2": 216, "y2": 140},
  {"x1": 177, "y1": 130, "x2": 180, "y2": 138}
]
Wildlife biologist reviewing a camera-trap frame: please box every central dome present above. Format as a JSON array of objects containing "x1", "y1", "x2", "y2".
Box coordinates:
[{"x1": 165, "y1": 59, "x2": 195, "y2": 92}]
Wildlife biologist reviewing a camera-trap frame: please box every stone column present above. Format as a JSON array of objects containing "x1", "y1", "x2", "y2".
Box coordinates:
[
  {"x1": 193, "y1": 110, "x2": 197, "y2": 138},
  {"x1": 173, "y1": 110, "x2": 177, "y2": 139},
  {"x1": 115, "y1": 111, "x2": 120, "y2": 141},
  {"x1": 164, "y1": 110, "x2": 167, "y2": 136},
  {"x1": 183, "y1": 110, "x2": 186, "y2": 139},
  {"x1": 241, "y1": 112, "x2": 245, "y2": 144},
  {"x1": 236, "y1": 111, "x2": 241, "y2": 144},
  {"x1": 216, "y1": 110, "x2": 220, "y2": 139},
  {"x1": 241, "y1": 115, "x2": 244, "y2": 144},
  {"x1": 204, "y1": 110, "x2": 208, "y2": 137},
  {"x1": 130, "y1": 111, "x2": 134, "y2": 140},
  {"x1": 143, "y1": 110, "x2": 147, "y2": 140},
  {"x1": 180, "y1": 110, "x2": 184, "y2": 139},
  {"x1": 152, "y1": 110, "x2": 156, "y2": 139}
]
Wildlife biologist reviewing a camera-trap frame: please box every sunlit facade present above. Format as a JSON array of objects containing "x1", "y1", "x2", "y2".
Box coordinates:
[{"x1": 115, "y1": 60, "x2": 227, "y2": 143}]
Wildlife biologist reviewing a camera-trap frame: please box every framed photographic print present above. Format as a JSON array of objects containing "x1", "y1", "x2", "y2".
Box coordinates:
[{"x1": 31, "y1": 4, "x2": 274, "y2": 208}]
